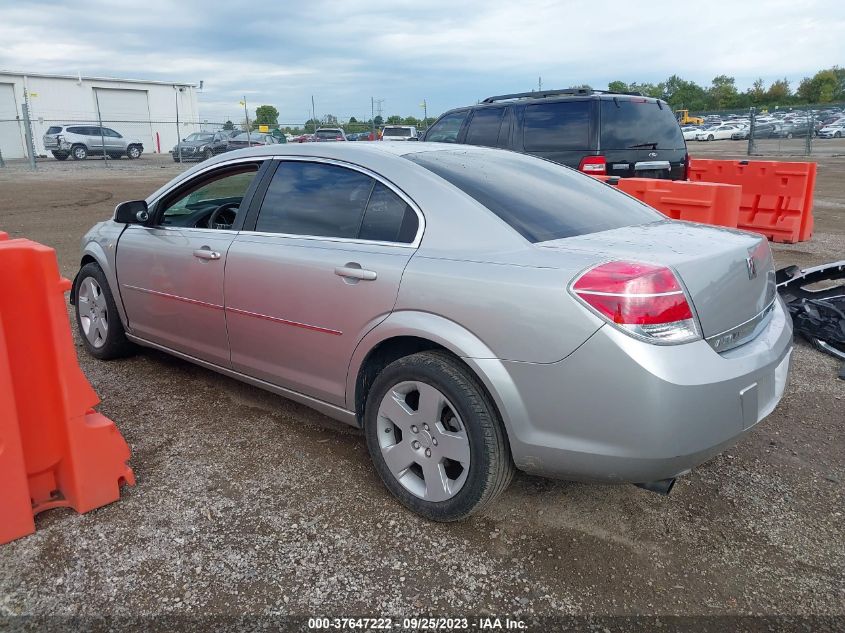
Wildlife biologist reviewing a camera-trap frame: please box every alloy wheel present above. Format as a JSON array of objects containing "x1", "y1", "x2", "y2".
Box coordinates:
[
  {"x1": 77, "y1": 276, "x2": 109, "y2": 348},
  {"x1": 376, "y1": 381, "x2": 471, "y2": 502}
]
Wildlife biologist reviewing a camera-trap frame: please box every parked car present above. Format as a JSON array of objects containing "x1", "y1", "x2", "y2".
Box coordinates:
[
  {"x1": 314, "y1": 128, "x2": 347, "y2": 142},
  {"x1": 170, "y1": 131, "x2": 231, "y2": 162},
  {"x1": 732, "y1": 122, "x2": 778, "y2": 140},
  {"x1": 43, "y1": 125, "x2": 144, "y2": 161},
  {"x1": 682, "y1": 127, "x2": 702, "y2": 141},
  {"x1": 226, "y1": 133, "x2": 279, "y2": 149},
  {"x1": 694, "y1": 124, "x2": 740, "y2": 141},
  {"x1": 817, "y1": 122, "x2": 845, "y2": 138},
  {"x1": 422, "y1": 88, "x2": 689, "y2": 179},
  {"x1": 771, "y1": 121, "x2": 812, "y2": 139},
  {"x1": 71, "y1": 142, "x2": 792, "y2": 520},
  {"x1": 381, "y1": 125, "x2": 418, "y2": 141}
]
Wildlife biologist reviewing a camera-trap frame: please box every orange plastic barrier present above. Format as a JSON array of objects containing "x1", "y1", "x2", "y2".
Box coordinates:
[
  {"x1": 593, "y1": 177, "x2": 742, "y2": 229},
  {"x1": 688, "y1": 159, "x2": 816, "y2": 243},
  {"x1": 0, "y1": 233, "x2": 134, "y2": 545}
]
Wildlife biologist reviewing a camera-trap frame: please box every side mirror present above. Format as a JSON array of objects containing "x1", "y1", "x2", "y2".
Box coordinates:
[{"x1": 114, "y1": 200, "x2": 149, "y2": 224}]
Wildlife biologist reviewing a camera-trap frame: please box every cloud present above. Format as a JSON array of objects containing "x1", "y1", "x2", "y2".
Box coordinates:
[{"x1": 1, "y1": 0, "x2": 843, "y2": 122}]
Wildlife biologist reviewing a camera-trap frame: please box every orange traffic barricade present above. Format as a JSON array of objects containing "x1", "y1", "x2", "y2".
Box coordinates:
[
  {"x1": 593, "y1": 177, "x2": 741, "y2": 229},
  {"x1": 0, "y1": 233, "x2": 134, "y2": 545},
  {"x1": 688, "y1": 159, "x2": 816, "y2": 243}
]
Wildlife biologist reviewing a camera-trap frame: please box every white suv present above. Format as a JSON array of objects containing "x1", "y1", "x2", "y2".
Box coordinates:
[
  {"x1": 43, "y1": 125, "x2": 144, "y2": 161},
  {"x1": 381, "y1": 125, "x2": 418, "y2": 141}
]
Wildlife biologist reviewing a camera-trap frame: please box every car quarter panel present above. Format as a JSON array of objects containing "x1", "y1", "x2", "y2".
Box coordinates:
[{"x1": 490, "y1": 296, "x2": 793, "y2": 482}]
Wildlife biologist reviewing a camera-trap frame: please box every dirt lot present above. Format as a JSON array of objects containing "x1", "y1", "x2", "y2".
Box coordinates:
[{"x1": 0, "y1": 147, "x2": 843, "y2": 630}]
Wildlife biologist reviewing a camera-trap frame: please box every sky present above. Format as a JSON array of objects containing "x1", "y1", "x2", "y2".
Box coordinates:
[{"x1": 1, "y1": 0, "x2": 843, "y2": 124}]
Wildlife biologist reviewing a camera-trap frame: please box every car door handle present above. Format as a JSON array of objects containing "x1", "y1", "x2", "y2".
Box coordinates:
[
  {"x1": 193, "y1": 248, "x2": 221, "y2": 260},
  {"x1": 335, "y1": 265, "x2": 377, "y2": 281}
]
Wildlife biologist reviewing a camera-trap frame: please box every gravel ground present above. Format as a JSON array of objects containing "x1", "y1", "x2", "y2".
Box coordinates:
[{"x1": 0, "y1": 148, "x2": 843, "y2": 631}]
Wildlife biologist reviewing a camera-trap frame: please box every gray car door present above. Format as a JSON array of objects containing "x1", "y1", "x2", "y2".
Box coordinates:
[
  {"x1": 116, "y1": 160, "x2": 267, "y2": 366},
  {"x1": 225, "y1": 158, "x2": 421, "y2": 406}
]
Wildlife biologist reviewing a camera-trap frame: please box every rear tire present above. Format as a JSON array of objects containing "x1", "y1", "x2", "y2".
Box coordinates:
[
  {"x1": 71, "y1": 145, "x2": 88, "y2": 160},
  {"x1": 52, "y1": 151, "x2": 69, "y2": 161},
  {"x1": 364, "y1": 350, "x2": 514, "y2": 522},
  {"x1": 126, "y1": 145, "x2": 142, "y2": 159},
  {"x1": 74, "y1": 263, "x2": 134, "y2": 360}
]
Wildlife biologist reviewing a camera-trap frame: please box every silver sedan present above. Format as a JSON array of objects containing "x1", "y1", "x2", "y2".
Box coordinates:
[{"x1": 73, "y1": 143, "x2": 793, "y2": 520}]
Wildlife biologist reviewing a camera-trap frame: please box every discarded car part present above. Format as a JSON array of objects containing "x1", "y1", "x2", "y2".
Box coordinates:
[
  {"x1": 0, "y1": 233, "x2": 134, "y2": 545},
  {"x1": 777, "y1": 260, "x2": 845, "y2": 376}
]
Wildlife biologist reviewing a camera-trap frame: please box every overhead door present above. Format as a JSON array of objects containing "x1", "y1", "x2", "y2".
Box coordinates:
[
  {"x1": 0, "y1": 84, "x2": 25, "y2": 159},
  {"x1": 92, "y1": 88, "x2": 154, "y2": 152}
]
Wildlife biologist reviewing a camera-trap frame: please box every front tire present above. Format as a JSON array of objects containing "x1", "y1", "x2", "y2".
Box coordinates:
[
  {"x1": 52, "y1": 151, "x2": 69, "y2": 161},
  {"x1": 71, "y1": 145, "x2": 88, "y2": 160},
  {"x1": 835, "y1": 132, "x2": 841, "y2": 139},
  {"x1": 74, "y1": 263, "x2": 134, "y2": 360},
  {"x1": 707, "y1": 134, "x2": 714, "y2": 141},
  {"x1": 203, "y1": 148, "x2": 214, "y2": 160},
  {"x1": 364, "y1": 351, "x2": 514, "y2": 521}
]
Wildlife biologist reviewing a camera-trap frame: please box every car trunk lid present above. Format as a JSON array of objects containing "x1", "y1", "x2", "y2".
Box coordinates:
[{"x1": 541, "y1": 220, "x2": 777, "y2": 343}]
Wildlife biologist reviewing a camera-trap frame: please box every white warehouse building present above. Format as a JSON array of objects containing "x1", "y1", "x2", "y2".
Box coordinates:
[{"x1": 0, "y1": 70, "x2": 202, "y2": 160}]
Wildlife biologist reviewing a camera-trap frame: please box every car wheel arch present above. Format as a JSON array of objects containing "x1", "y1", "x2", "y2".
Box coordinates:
[
  {"x1": 76, "y1": 245, "x2": 130, "y2": 330},
  {"x1": 345, "y1": 312, "x2": 520, "y2": 429}
]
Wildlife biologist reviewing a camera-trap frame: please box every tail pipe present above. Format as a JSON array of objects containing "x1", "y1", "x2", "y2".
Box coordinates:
[{"x1": 634, "y1": 478, "x2": 676, "y2": 496}]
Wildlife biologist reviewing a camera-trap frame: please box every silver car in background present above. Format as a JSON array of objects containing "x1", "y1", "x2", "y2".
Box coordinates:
[
  {"x1": 72, "y1": 143, "x2": 792, "y2": 520},
  {"x1": 43, "y1": 124, "x2": 144, "y2": 161}
]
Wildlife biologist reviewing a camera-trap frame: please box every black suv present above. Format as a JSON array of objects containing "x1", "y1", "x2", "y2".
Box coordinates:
[{"x1": 421, "y1": 88, "x2": 688, "y2": 180}]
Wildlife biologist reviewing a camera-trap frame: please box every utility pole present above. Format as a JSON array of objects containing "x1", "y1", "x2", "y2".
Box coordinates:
[
  {"x1": 538, "y1": 76, "x2": 542, "y2": 92},
  {"x1": 371, "y1": 97, "x2": 375, "y2": 140},
  {"x1": 242, "y1": 96, "x2": 251, "y2": 143},
  {"x1": 94, "y1": 89, "x2": 109, "y2": 167},
  {"x1": 21, "y1": 90, "x2": 36, "y2": 171},
  {"x1": 311, "y1": 95, "x2": 316, "y2": 133},
  {"x1": 420, "y1": 99, "x2": 427, "y2": 126},
  {"x1": 175, "y1": 87, "x2": 183, "y2": 163}
]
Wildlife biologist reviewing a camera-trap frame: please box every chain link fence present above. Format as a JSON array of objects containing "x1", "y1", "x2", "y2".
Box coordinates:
[{"x1": 0, "y1": 115, "x2": 430, "y2": 168}]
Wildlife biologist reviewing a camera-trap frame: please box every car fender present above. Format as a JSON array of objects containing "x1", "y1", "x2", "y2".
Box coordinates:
[
  {"x1": 345, "y1": 309, "x2": 531, "y2": 440},
  {"x1": 78, "y1": 227, "x2": 131, "y2": 330}
]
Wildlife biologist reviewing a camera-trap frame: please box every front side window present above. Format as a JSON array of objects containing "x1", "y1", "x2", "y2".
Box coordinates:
[
  {"x1": 256, "y1": 162, "x2": 419, "y2": 243},
  {"x1": 523, "y1": 101, "x2": 591, "y2": 151},
  {"x1": 465, "y1": 107, "x2": 505, "y2": 147},
  {"x1": 425, "y1": 111, "x2": 467, "y2": 143},
  {"x1": 158, "y1": 165, "x2": 259, "y2": 228}
]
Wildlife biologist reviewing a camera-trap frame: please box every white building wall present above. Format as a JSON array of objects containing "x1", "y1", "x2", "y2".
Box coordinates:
[{"x1": 0, "y1": 71, "x2": 200, "y2": 158}]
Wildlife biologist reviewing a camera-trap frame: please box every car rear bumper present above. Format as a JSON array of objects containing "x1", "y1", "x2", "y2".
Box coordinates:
[{"x1": 473, "y1": 296, "x2": 793, "y2": 483}]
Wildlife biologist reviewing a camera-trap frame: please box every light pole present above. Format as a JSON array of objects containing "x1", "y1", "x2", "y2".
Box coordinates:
[{"x1": 240, "y1": 97, "x2": 251, "y2": 143}]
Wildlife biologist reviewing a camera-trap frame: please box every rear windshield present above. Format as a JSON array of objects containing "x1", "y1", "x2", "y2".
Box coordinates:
[
  {"x1": 383, "y1": 127, "x2": 412, "y2": 137},
  {"x1": 46, "y1": 126, "x2": 63, "y2": 134},
  {"x1": 316, "y1": 130, "x2": 343, "y2": 138},
  {"x1": 405, "y1": 149, "x2": 661, "y2": 243},
  {"x1": 601, "y1": 100, "x2": 685, "y2": 150}
]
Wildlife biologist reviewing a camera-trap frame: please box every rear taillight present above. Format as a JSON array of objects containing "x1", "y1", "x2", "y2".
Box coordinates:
[
  {"x1": 571, "y1": 261, "x2": 700, "y2": 344},
  {"x1": 579, "y1": 155, "x2": 606, "y2": 174}
]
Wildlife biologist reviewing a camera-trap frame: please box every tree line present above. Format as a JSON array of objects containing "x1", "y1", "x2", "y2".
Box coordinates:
[{"x1": 607, "y1": 67, "x2": 845, "y2": 112}]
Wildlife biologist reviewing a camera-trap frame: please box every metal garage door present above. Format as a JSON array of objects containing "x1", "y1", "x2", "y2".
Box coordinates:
[
  {"x1": 0, "y1": 84, "x2": 25, "y2": 159},
  {"x1": 93, "y1": 88, "x2": 155, "y2": 152}
]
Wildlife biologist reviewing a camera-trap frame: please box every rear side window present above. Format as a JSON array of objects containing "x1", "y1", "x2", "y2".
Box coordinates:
[
  {"x1": 359, "y1": 183, "x2": 418, "y2": 243},
  {"x1": 257, "y1": 162, "x2": 373, "y2": 238},
  {"x1": 600, "y1": 100, "x2": 685, "y2": 149},
  {"x1": 67, "y1": 126, "x2": 87, "y2": 134},
  {"x1": 46, "y1": 126, "x2": 63, "y2": 134},
  {"x1": 465, "y1": 108, "x2": 505, "y2": 147},
  {"x1": 405, "y1": 149, "x2": 661, "y2": 243},
  {"x1": 523, "y1": 101, "x2": 591, "y2": 151},
  {"x1": 425, "y1": 111, "x2": 467, "y2": 143}
]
